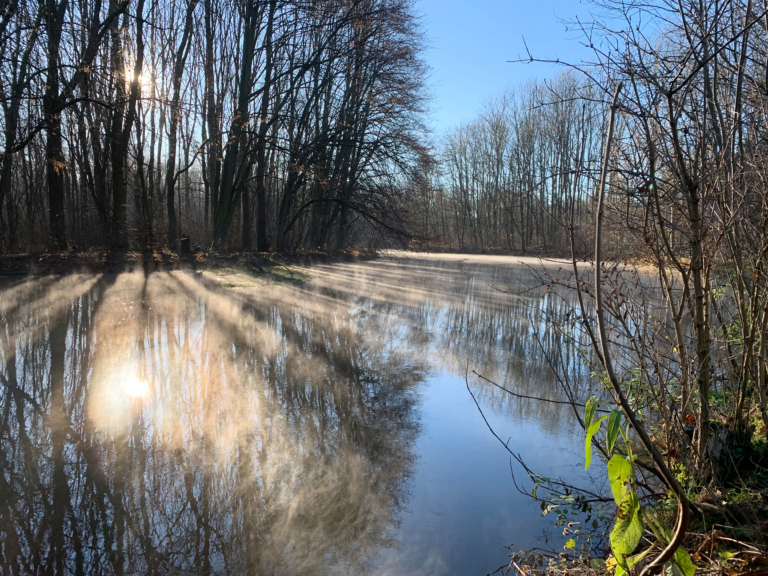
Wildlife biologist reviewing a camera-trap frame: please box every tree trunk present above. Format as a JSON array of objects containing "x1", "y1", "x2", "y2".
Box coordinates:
[
  {"x1": 204, "y1": 0, "x2": 221, "y2": 243},
  {"x1": 254, "y1": 0, "x2": 277, "y2": 252},
  {"x1": 164, "y1": 0, "x2": 197, "y2": 251},
  {"x1": 213, "y1": 0, "x2": 257, "y2": 246}
]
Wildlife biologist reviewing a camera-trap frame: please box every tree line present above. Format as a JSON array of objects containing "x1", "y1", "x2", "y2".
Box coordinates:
[
  {"x1": 0, "y1": 0, "x2": 427, "y2": 253},
  {"x1": 405, "y1": 74, "x2": 609, "y2": 255}
]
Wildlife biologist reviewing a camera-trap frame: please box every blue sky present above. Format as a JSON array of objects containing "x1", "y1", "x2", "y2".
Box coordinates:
[{"x1": 415, "y1": 0, "x2": 596, "y2": 136}]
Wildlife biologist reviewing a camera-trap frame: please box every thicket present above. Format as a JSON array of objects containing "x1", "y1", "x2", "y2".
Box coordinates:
[{"x1": 471, "y1": 0, "x2": 768, "y2": 574}]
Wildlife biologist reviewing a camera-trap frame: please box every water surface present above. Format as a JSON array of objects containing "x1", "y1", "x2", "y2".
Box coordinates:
[{"x1": 0, "y1": 254, "x2": 593, "y2": 575}]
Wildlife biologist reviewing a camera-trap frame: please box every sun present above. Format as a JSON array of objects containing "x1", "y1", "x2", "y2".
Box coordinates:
[{"x1": 124, "y1": 67, "x2": 154, "y2": 94}]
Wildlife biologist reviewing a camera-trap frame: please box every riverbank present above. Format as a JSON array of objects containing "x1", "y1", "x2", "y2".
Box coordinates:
[
  {"x1": 403, "y1": 244, "x2": 576, "y2": 259},
  {"x1": 0, "y1": 248, "x2": 378, "y2": 283}
]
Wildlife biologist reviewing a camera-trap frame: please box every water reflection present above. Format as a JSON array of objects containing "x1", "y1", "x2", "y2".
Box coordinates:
[
  {"x1": 0, "y1": 256, "x2": 591, "y2": 575},
  {"x1": 308, "y1": 256, "x2": 594, "y2": 429}
]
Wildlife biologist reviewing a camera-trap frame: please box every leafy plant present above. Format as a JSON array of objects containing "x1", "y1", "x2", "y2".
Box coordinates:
[{"x1": 584, "y1": 397, "x2": 696, "y2": 576}]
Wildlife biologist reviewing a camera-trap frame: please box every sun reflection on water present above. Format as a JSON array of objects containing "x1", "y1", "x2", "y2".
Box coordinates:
[{"x1": 124, "y1": 375, "x2": 149, "y2": 398}]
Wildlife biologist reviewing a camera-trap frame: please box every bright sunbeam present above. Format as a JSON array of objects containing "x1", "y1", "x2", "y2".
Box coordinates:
[
  {"x1": 125, "y1": 67, "x2": 153, "y2": 93},
  {"x1": 124, "y1": 375, "x2": 149, "y2": 398}
]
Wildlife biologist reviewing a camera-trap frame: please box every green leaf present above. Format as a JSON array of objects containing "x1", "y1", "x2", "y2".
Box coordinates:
[
  {"x1": 615, "y1": 557, "x2": 634, "y2": 576},
  {"x1": 532, "y1": 487, "x2": 537, "y2": 499},
  {"x1": 607, "y1": 454, "x2": 632, "y2": 505},
  {"x1": 585, "y1": 397, "x2": 598, "y2": 429},
  {"x1": 674, "y1": 548, "x2": 696, "y2": 576},
  {"x1": 564, "y1": 538, "x2": 576, "y2": 550},
  {"x1": 606, "y1": 409, "x2": 623, "y2": 454},
  {"x1": 663, "y1": 561, "x2": 685, "y2": 576},
  {"x1": 610, "y1": 491, "x2": 643, "y2": 565},
  {"x1": 585, "y1": 415, "x2": 608, "y2": 470},
  {"x1": 590, "y1": 559, "x2": 606, "y2": 570},
  {"x1": 615, "y1": 546, "x2": 653, "y2": 576}
]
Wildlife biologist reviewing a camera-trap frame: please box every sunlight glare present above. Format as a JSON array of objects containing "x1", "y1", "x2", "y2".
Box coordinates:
[
  {"x1": 124, "y1": 375, "x2": 149, "y2": 399},
  {"x1": 125, "y1": 67, "x2": 153, "y2": 93}
]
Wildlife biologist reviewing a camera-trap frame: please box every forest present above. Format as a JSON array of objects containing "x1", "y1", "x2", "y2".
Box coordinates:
[
  {"x1": 0, "y1": 0, "x2": 680, "y2": 258},
  {"x1": 0, "y1": 0, "x2": 428, "y2": 253},
  {"x1": 2, "y1": 0, "x2": 762, "y2": 260},
  {"x1": 2, "y1": 0, "x2": 760, "y2": 261}
]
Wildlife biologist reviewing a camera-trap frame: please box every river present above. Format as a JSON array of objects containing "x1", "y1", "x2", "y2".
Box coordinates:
[{"x1": 0, "y1": 254, "x2": 596, "y2": 575}]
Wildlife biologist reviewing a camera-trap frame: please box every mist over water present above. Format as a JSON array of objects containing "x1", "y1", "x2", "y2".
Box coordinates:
[{"x1": 0, "y1": 255, "x2": 595, "y2": 575}]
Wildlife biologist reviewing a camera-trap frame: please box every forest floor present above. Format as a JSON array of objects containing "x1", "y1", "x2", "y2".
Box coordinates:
[{"x1": 0, "y1": 248, "x2": 378, "y2": 286}]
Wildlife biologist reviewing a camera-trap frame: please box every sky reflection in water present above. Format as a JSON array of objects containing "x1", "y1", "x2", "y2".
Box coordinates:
[{"x1": 0, "y1": 255, "x2": 595, "y2": 575}]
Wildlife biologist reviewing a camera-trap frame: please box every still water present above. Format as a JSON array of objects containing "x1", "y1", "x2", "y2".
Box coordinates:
[{"x1": 0, "y1": 254, "x2": 594, "y2": 575}]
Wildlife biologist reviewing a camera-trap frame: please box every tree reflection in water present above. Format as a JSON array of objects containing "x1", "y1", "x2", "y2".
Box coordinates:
[{"x1": 0, "y1": 256, "x2": 591, "y2": 575}]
